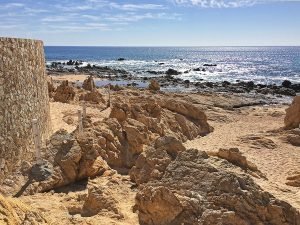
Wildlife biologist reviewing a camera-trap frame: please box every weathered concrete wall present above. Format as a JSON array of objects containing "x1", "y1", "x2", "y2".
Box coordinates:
[{"x1": 0, "y1": 37, "x2": 51, "y2": 179}]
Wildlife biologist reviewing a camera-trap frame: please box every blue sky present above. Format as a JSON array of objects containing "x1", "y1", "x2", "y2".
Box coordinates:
[{"x1": 0, "y1": 0, "x2": 299, "y2": 46}]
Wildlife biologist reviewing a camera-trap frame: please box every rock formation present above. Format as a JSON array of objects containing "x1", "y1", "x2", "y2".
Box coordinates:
[
  {"x1": 25, "y1": 129, "x2": 109, "y2": 194},
  {"x1": 110, "y1": 96, "x2": 211, "y2": 142},
  {"x1": 148, "y1": 80, "x2": 160, "y2": 91},
  {"x1": 0, "y1": 194, "x2": 48, "y2": 224},
  {"x1": 82, "y1": 76, "x2": 96, "y2": 91},
  {"x1": 135, "y1": 149, "x2": 300, "y2": 225},
  {"x1": 53, "y1": 80, "x2": 75, "y2": 103},
  {"x1": 285, "y1": 96, "x2": 300, "y2": 129},
  {"x1": 81, "y1": 184, "x2": 123, "y2": 218},
  {"x1": 130, "y1": 136, "x2": 185, "y2": 185},
  {"x1": 79, "y1": 90, "x2": 106, "y2": 104},
  {"x1": 212, "y1": 148, "x2": 258, "y2": 172}
]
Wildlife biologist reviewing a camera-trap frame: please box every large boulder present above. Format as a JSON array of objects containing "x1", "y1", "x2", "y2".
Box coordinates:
[
  {"x1": 135, "y1": 149, "x2": 300, "y2": 225},
  {"x1": 25, "y1": 130, "x2": 109, "y2": 194},
  {"x1": 284, "y1": 96, "x2": 300, "y2": 129},
  {"x1": 53, "y1": 80, "x2": 75, "y2": 103}
]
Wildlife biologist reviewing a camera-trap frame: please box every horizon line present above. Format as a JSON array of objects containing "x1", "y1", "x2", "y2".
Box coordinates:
[{"x1": 44, "y1": 45, "x2": 300, "y2": 47}]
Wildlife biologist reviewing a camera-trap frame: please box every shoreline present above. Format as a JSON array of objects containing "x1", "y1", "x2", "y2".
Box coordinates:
[{"x1": 47, "y1": 61, "x2": 300, "y2": 99}]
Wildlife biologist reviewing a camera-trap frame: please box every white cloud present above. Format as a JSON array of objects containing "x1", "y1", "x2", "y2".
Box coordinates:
[
  {"x1": 173, "y1": 0, "x2": 300, "y2": 8},
  {"x1": 0, "y1": 3, "x2": 24, "y2": 9}
]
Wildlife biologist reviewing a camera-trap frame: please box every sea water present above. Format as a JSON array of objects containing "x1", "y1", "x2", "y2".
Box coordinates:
[{"x1": 45, "y1": 46, "x2": 300, "y2": 85}]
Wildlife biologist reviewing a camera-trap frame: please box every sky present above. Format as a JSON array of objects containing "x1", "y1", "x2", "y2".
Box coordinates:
[{"x1": 0, "y1": 0, "x2": 299, "y2": 46}]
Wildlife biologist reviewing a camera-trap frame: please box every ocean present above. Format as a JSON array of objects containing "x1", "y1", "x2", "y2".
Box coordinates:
[{"x1": 45, "y1": 46, "x2": 300, "y2": 85}]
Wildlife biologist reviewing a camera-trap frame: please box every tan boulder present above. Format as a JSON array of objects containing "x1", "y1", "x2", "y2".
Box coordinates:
[
  {"x1": 25, "y1": 129, "x2": 109, "y2": 194},
  {"x1": 53, "y1": 80, "x2": 75, "y2": 103},
  {"x1": 285, "y1": 96, "x2": 300, "y2": 129}
]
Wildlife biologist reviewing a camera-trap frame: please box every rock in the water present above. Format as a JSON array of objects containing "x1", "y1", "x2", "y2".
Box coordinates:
[
  {"x1": 53, "y1": 80, "x2": 75, "y2": 103},
  {"x1": 135, "y1": 149, "x2": 300, "y2": 225},
  {"x1": 165, "y1": 69, "x2": 181, "y2": 76},
  {"x1": 148, "y1": 80, "x2": 160, "y2": 91},
  {"x1": 79, "y1": 90, "x2": 106, "y2": 104},
  {"x1": 284, "y1": 96, "x2": 300, "y2": 129},
  {"x1": 282, "y1": 80, "x2": 292, "y2": 88},
  {"x1": 82, "y1": 75, "x2": 96, "y2": 91}
]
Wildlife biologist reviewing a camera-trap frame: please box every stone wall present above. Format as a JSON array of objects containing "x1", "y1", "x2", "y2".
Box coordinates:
[{"x1": 0, "y1": 37, "x2": 51, "y2": 179}]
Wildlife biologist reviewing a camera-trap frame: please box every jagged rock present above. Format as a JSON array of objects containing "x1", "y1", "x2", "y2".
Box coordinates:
[
  {"x1": 53, "y1": 80, "x2": 75, "y2": 103},
  {"x1": 81, "y1": 184, "x2": 123, "y2": 218},
  {"x1": 135, "y1": 149, "x2": 300, "y2": 225},
  {"x1": 109, "y1": 97, "x2": 211, "y2": 142},
  {"x1": 211, "y1": 148, "x2": 260, "y2": 173},
  {"x1": 82, "y1": 75, "x2": 96, "y2": 91},
  {"x1": 285, "y1": 96, "x2": 300, "y2": 129},
  {"x1": 130, "y1": 136, "x2": 185, "y2": 185},
  {"x1": 79, "y1": 90, "x2": 105, "y2": 104},
  {"x1": 148, "y1": 80, "x2": 160, "y2": 91},
  {"x1": 0, "y1": 194, "x2": 48, "y2": 224},
  {"x1": 286, "y1": 172, "x2": 300, "y2": 187},
  {"x1": 25, "y1": 130, "x2": 109, "y2": 194}
]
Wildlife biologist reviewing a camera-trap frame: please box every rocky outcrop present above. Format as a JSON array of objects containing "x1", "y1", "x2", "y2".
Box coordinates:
[
  {"x1": 53, "y1": 80, "x2": 75, "y2": 103},
  {"x1": 79, "y1": 90, "x2": 106, "y2": 104},
  {"x1": 135, "y1": 149, "x2": 300, "y2": 225},
  {"x1": 148, "y1": 80, "x2": 160, "y2": 91},
  {"x1": 285, "y1": 96, "x2": 300, "y2": 129},
  {"x1": 0, "y1": 194, "x2": 48, "y2": 224},
  {"x1": 212, "y1": 148, "x2": 258, "y2": 171},
  {"x1": 130, "y1": 136, "x2": 185, "y2": 185},
  {"x1": 210, "y1": 148, "x2": 265, "y2": 178},
  {"x1": 110, "y1": 96, "x2": 211, "y2": 142},
  {"x1": 25, "y1": 129, "x2": 109, "y2": 194},
  {"x1": 81, "y1": 184, "x2": 123, "y2": 218},
  {"x1": 82, "y1": 75, "x2": 96, "y2": 91}
]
